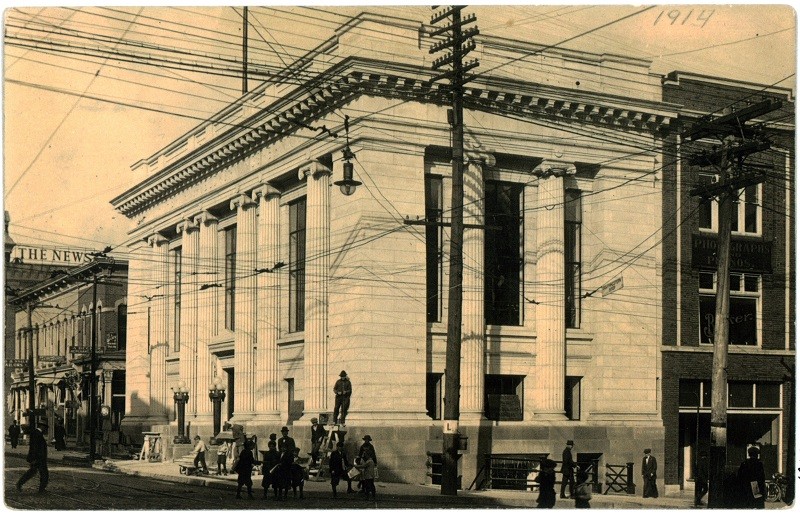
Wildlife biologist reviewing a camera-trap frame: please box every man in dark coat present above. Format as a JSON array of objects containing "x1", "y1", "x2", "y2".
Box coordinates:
[
  {"x1": 278, "y1": 426, "x2": 296, "y2": 456},
  {"x1": 694, "y1": 449, "x2": 709, "y2": 506},
  {"x1": 8, "y1": 420, "x2": 21, "y2": 449},
  {"x1": 328, "y1": 441, "x2": 354, "y2": 497},
  {"x1": 333, "y1": 371, "x2": 352, "y2": 425},
  {"x1": 16, "y1": 420, "x2": 49, "y2": 493},
  {"x1": 261, "y1": 440, "x2": 281, "y2": 499},
  {"x1": 359, "y1": 435, "x2": 377, "y2": 465},
  {"x1": 737, "y1": 446, "x2": 766, "y2": 509},
  {"x1": 309, "y1": 417, "x2": 326, "y2": 466},
  {"x1": 53, "y1": 419, "x2": 66, "y2": 451},
  {"x1": 560, "y1": 440, "x2": 575, "y2": 498},
  {"x1": 642, "y1": 448, "x2": 658, "y2": 498}
]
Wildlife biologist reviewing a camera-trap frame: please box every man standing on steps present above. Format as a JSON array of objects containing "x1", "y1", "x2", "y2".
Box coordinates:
[
  {"x1": 16, "y1": 420, "x2": 49, "y2": 493},
  {"x1": 333, "y1": 371, "x2": 352, "y2": 425},
  {"x1": 560, "y1": 440, "x2": 576, "y2": 499},
  {"x1": 309, "y1": 417, "x2": 326, "y2": 466}
]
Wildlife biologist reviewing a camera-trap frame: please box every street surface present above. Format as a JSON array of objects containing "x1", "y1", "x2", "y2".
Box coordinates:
[{"x1": 4, "y1": 452, "x2": 508, "y2": 510}]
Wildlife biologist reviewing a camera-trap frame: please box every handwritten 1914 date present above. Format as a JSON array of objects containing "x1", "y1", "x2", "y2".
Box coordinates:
[{"x1": 654, "y1": 9, "x2": 714, "y2": 27}]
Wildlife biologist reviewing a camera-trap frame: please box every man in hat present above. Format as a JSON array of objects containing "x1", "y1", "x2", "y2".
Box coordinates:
[
  {"x1": 642, "y1": 448, "x2": 658, "y2": 498},
  {"x1": 8, "y1": 420, "x2": 21, "y2": 449},
  {"x1": 16, "y1": 420, "x2": 49, "y2": 493},
  {"x1": 359, "y1": 435, "x2": 377, "y2": 466},
  {"x1": 333, "y1": 371, "x2": 352, "y2": 425},
  {"x1": 278, "y1": 426, "x2": 296, "y2": 456},
  {"x1": 560, "y1": 440, "x2": 576, "y2": 499},
  {"x1": 309, "y1": 417, "x2": 326, "y2": 466}
]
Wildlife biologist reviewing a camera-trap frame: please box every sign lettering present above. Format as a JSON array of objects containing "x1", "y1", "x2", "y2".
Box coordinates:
[
  {"x1": 691, "y1": 235, "x2": 772, "y2": 273},
  {"x1": 10, "y1": 245, "x2": 94, "y2": 266}
]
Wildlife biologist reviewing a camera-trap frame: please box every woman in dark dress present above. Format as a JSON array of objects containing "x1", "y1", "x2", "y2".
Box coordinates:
[{"x1": 535, "y1": 458, "x2": 557, "y2": 509}]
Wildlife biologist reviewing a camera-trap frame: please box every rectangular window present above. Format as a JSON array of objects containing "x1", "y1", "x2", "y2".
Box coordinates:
[
  {"x1": 425, "y1": 175, "x2": 443, "y2": 323},
  {"x1": 173, "y1": 248, "x2": 181, "y2": 351},
  {"x1": 679, "y1": 379, "x2": 712, "y2": 407},
  {"x1": 697, "y1": 173, "x2": 760, "y2": 235},
  {"x1": 289, "y1": 198, "x2": 307, "y2": 332},
  {"x1": 426, "y1": 373, "x2": 443, "y2": 420},
  {"x1": 225, "y1": 227, "x2": 237, "y2": 331},
  {"x1": 728, "y1": 381, "x2": 753, "y2": 408},
  {"x1": 485, "y1": 181, "x2": 523, "y2": 326},
  {"x1": 565, "y1": 376, "x2": 582, "y2": 420},
  {"x1": 565, "y1": 189, "x2": 582, "y2": 328},
  {"x1": 484, "y1": 374, "x2": 524, "y2": 421},
  {"x1": 755, "y1": 383, "x2": 780, "y2": 408},
  {"x1": 699, "y1": 271, "x2": 759, "y2": 345},
  {"x1": 117, "y1": 305, "x2": 127, "y2": 351}
]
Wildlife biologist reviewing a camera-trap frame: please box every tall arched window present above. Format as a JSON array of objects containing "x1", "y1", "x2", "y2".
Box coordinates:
[{"x1": 117, "y1": 304, "x2": 127, "y2": 351}]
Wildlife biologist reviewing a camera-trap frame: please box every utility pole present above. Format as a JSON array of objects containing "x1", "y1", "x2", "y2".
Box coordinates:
[
  {"x1": 242, "y1": 6, "x2": 248, "y2": 94},
  {"x1": 428, "y1": 5, "x2": 479, "y2": 496},
  {"x1": 89, "y1": 271, "x2": 98, "y2": 462},
  {"x1": 26, "y1": 303, "x2": 35, "y2": 430},
  {"x1": 684, "y1": 99, "x2": 781, "y2": 508}
]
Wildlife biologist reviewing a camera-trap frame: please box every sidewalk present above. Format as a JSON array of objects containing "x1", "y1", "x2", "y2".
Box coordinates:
[{"x1": 95, "y1": 456, "x2": 701, "y2": 509}]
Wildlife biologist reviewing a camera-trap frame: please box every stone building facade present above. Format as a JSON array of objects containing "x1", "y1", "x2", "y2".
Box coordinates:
[{"x1": 112, "y1": 14, "x2": 677, "y2": 486}]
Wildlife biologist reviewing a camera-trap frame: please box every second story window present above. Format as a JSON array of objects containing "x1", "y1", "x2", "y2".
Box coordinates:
[
  {"x1": 173, "y1": 247, "x2": 181, "y2": 351},
  {"x1": 698, "y1": 173, "x2": 760, "y2": 235},
  {"x1": 289, "y1": 198, "x2": 306, "y2": 333},
  {"x1": 565, "y1": 189, "x2": 582, "y2": 328},
  {"x1": 699, "y1": 271, "x2": 760, "y2": 346},
  {"x1": 425, "y1": 175, "x2": 443, "y2": 323},
  {"x1": 224, "y1": 227, "x2": 237, "y2": 331},
  {"x1": 485, "y1": 181, "x2": 523, "y2": 326}
]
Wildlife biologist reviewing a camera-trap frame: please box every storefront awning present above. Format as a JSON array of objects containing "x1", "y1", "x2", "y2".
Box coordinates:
[{"x1": 35, "y1": 376, "x2": 62, "y2": 386}]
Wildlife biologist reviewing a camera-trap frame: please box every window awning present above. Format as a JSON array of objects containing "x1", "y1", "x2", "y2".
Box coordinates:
[{"x1": 35, "y1": 376, "x2": 63, "y2": 386}]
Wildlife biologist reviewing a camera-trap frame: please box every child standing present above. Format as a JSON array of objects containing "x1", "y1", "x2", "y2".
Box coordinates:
[
  {"x1": 216, "y1": 440, "x2": 229, "y2": 475},
  {"x1": 354, "y1": 452, "x2": 376, "y2": 501}
]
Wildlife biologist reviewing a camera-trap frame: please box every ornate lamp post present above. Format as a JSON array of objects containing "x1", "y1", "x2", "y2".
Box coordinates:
[
  {"x1": 208, "y1": 378, "x2": 226, "y2": 442},
  {"x1": 172, "y1": 381, "x2": 190, "y2": 444}
]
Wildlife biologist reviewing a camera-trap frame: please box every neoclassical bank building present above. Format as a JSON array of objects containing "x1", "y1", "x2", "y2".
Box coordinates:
[{"x1": 113, "y1": 14, "x2": 677, "y2": 488}]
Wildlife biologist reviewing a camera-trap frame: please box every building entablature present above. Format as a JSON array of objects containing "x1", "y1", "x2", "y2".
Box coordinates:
[{"x1": 113, "y1": 50, "x2": 678, "y2": 220}]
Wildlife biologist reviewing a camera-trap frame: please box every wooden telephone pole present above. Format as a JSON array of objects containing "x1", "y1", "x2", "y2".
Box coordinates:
[
  {"x1": 428, "y1": 5, "x2": 479, "y2": 496},
  {"x1": 684, "y1": 99, "x2": 781, "y2": 508}
]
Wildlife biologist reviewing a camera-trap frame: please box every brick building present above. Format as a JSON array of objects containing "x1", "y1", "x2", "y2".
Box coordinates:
[{"x1": 660, "y1": 72, "x2": 795, "y2": 493}]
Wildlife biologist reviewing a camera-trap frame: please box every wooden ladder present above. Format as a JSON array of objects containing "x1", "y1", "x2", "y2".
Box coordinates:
[{"x1": 308, "y1": 424, "x2": 347, "y2": 481}]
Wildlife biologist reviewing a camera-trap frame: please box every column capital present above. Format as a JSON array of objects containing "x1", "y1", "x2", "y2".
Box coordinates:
[
  {"x1": 252, "y1": 183, "x2": 281, "y2": 202},
  {"x1": 176, "y1": 218, "x2": 199, "y2": 235},
  {"x1": 230, "y1": 193, "x2": 257, "y2": 211},
  {"x1": 193, "y1": 210, "x2": 218, "y2": 227},
  {"x1": 298, "y1": 160, "x2": 332, "y2": 181},
  {"x1": 147, "y1": 233, "x2": 169, "y2": 247},
  {"x1": 464, "y1": 150, "x2": 496, "y2": 168},
  {"x1": 532, "y1": 160, "x2": 576, "y2": 179}
]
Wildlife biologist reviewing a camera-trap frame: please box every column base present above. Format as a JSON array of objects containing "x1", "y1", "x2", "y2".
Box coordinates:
[
  {"x1": 535, "y1": 411, "x2": 568, "y2": 421},
  {"x1": 459, "y1": 411, "x2": 486, "y2": 424}
]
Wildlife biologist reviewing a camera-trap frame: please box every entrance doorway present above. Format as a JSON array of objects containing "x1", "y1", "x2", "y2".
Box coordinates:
[{"x1": 224, "y1": 368, "x2": 234, "y2": 421}]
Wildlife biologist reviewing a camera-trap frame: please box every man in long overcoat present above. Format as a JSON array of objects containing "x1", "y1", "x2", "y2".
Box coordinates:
[
  {"x1": 642, "y1": 448, "x2": 658, "y2": 498},
  {"x1": 560, "y1": 440, "x2": 575, "y2": 498}
]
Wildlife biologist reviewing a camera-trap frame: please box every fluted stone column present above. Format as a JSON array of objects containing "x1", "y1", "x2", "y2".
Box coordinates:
[
  {"x1": 300, "y1": 160, "x2": 331, "y2": 416},
  {"x1": 177, "y1": 218, "x2": 200, "y2": 416},
  {"x1": 194, "y1": 210, "x2": 219, "y2": 419},
  {"x1": 532, "y1": 161, "x2": 574, "y2": 419},
  {"x1": 148, "y1": 233, "x2": 170, "y2": 421},
  {"x1": 231, "y1": 194, "x2": 258, "y2": 420},
  {"x1": 123, "y1": 244, "x2": 151, "y2": 420},
  {"x1": 253, "y1": 184, "x2": 282, "y2": 420},
  {"x1": 461, "y1": 151, "x2": 495, "y2": 418}
]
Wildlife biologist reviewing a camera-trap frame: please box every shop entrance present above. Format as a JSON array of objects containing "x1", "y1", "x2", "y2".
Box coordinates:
[{"x1": 678, "y1": 412, "x2": 780, "y2": 488}]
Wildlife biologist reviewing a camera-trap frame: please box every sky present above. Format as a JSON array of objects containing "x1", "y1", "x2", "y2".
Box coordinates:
[{"x1": 2, "y1": 3, "x2": 796, "y2": 255}]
